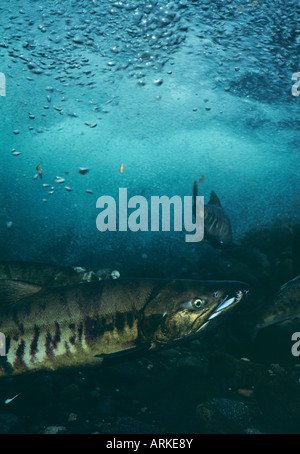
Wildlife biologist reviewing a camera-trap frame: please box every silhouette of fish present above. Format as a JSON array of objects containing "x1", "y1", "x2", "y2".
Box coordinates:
[
  {"x1": 193, "y1": 181, "x2": 232, "y2": 248},
  {"x1": 0, "y1": 261, "x2": 99, "y2": 288},
  {"x1": 256, "y1": 275, "x2": 300, "y2": 331}
]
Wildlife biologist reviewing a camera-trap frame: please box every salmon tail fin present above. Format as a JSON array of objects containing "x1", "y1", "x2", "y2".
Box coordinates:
[
  {"x1": 0, "y1": 280, "x2": 43, "y2": 308},
  {"x1": 193, "y1": 180, "x2": 198, "y2": 219}
]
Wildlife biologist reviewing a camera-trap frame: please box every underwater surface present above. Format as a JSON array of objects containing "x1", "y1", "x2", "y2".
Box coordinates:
[{"x1": 0, "y1": 0, "x2": 299, "y2": 435}]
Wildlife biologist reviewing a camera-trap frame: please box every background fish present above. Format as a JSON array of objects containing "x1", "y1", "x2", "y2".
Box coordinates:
[
  {"x1": 256, "y1": 275, "x2": 300, "y2": 331},
  {"x1": 0, "y1": 278, "x2": 248, "y2": 376},
  {"x1": 0, "y1": 261, "x2": 99, "y2": 291},
  {"x1": 193, "y1": 182, "x2": 232, "y2": 248}
]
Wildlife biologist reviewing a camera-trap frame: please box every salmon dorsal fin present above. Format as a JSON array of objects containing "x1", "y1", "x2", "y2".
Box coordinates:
[
  {"x1": 208, "y1": 190, "x2": 222, "y2": 207},
  {"x1": 0, "y1": 280, "x2": 43, "y2": 308}
]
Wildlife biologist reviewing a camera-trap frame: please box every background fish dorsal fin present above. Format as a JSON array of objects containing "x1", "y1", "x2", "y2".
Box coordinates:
[
  {"x1": 208, "y1": 190, "x2": 222, "y2": 207},
  {"x1": 0, "y1": 280, "x2": 43, "y2": 307}
]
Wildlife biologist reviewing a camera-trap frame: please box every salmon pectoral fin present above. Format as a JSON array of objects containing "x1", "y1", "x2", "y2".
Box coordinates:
[{"x1": 0, "y1": 279, "x2": 43, "y2": 307}]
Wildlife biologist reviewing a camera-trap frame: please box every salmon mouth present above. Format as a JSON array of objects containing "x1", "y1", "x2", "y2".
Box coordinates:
[{"x1": 208, "y1": 290, "x2": 245, "y2": 321}]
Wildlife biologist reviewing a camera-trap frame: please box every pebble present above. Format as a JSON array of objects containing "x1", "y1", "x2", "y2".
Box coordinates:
[
  {"x1": 43, "y1": 426, "x2": 66, "y2": 434},
  {"x1": 111, "y1": 270, "x2": 120, "y2": 279},
  {"x1": 196, "y1": 398, "x2": 253, "y2": 428},
  {"x1": 68, "y1": 413, "x2": 78, "y2": 422},
  {"x1": 244, "y1": 427, "x2": 264, "y2": 434},
  {"x1": 13, "y1": 130, "x2": 20, "y2": 135},
  {"x1": 0, "y1": 413, "x2": 19, "y2": 434}
]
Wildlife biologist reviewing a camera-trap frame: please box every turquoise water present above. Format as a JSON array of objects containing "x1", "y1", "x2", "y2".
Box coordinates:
[{"x1": 1, "y1": 0, "x2": 299, "y2": 271}]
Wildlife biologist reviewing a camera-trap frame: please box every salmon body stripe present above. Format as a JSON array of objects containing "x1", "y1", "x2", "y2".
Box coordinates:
[
  {"x1": 0, "y1": 278, "x2": 249, "y2": 377},
  {"x1": 0, "y1": 280, "x2": 158, "y2": 376}
]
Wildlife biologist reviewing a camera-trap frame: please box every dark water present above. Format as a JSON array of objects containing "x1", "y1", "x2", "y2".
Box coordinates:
[{"x1": 0, "y1": 0, "x2": 300, "y2": 434}]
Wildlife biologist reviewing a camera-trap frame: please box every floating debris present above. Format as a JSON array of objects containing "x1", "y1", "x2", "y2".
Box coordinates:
[
  {"x1": 154, "y1": 78, "x2": 163, "y2": 86},
  {"x1": 85, "y1": 189, "x2": 93, "y2": 194},
  {"x1": 120, "y1": 163, "x2": 124, "y2": 173},
  {"x1": 12, "y1": 150, "x2": 21, "y2": 156},
  {"x1": 65, "y1": 186, "x2": 72, "y2": 192},
  {"x1": 198, "y1": 174, "x2": 205, "y2": 183},
  {"x1": 13, "y1": 130, "x2": 20, "y2": 135},
  {"x1": 56, "y1": 177, "x2": 65, "y2": 184},
  {"x1": 42, "y1": 184, "x2": 49, "y2": 188},
  {"x1": 36, "y1": 163, "x2": 43, "y2": 179},
  {"x1": 6, "y1": 221, "x2": 13, "y2": 230},
  {"x1": 42, "y1": 199, "x2": 47, "y2": 203},
  {"x1": 78, "y1": 167, "x2": 89, "y2": 175}
]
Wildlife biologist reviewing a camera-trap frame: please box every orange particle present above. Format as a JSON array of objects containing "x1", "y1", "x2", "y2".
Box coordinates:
[
  {"x1": 120, "y1": 164, "x2": 124, "y2": 173},
  {"x1": 237, "y1": 389, "x2": 254, "y2": 398}
]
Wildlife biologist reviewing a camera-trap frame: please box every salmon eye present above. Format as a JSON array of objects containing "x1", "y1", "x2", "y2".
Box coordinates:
[
  {"x1": 193, "y1": 298, "x2": 204, "y2": 309},
  {"x1": 213, "y1": 291, "x2": 219, "y2": 298}
]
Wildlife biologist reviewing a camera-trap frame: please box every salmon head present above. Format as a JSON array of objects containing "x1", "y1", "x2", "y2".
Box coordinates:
[{"x1": 140, "y1": 279, "x2": 249, "y2": 346}]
